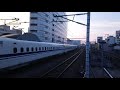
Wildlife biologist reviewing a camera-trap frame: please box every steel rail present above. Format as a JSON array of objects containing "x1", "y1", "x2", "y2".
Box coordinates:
[
  {"x1": 103, "y1": 68, "x2": 113, "y2": 78},
  {"x1": 40, "y1": 49, "x2": 83, "y2": 78},
  {"x1": 57, "y1": 49, "x2": 84, "y2": 78}
]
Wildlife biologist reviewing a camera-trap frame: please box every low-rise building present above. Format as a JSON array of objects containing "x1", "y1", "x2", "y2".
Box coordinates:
[
  {"x1": 67, "y1": 39, "x2": 81, "y2": 46},
  {"x1": 0, "y1": 25, "x2": 22, "y2": 36},
  {"x1": 97, "y1": 37, "x2": 103, "y2": 43},
  {"x1": 105, "y1": 36, "x2": 115, "y2": 45}
]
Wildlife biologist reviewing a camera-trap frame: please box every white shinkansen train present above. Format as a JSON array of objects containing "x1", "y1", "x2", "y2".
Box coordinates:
[{"x1": 0, "y1": 37, "x2": 77, "y2": 69}]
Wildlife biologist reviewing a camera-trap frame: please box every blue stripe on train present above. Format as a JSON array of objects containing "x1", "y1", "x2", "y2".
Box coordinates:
[{"x1": 0, "y1": 48, "x2": 70, "y2": 60}]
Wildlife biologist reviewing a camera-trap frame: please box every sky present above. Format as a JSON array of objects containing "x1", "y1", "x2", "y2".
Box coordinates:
[{"x1": 0, "y1": 12, "x2": 120, "y2": 43}]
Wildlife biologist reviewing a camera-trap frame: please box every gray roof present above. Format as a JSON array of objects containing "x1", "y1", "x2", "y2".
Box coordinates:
[
  {"x1": 17, "y1": 33, "x2": 41, "y2": 42},
  {"x1": 0, "y1": 34, "x2": 21, "y2": 39},
  {"x1": 0, "y1": 33, "x2": 41, "y2": 42}
]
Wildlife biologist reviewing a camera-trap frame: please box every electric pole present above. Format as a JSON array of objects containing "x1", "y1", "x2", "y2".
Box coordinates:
[
  {"x1": 84, "y1": 12, "x2": 90, "y2": 78},
  {"x1": 53, "y1": 12, "x2": 91, "y2": 78}
]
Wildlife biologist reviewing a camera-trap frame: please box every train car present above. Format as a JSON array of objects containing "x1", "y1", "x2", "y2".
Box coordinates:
[{"x1": 0, "y1": 37, "x2": 77, "y2": 69}]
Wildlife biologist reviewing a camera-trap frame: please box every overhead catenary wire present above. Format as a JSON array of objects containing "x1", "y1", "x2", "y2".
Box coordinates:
[{"x1": 53, "y1": 12, "x2": 90, "y2": 78}]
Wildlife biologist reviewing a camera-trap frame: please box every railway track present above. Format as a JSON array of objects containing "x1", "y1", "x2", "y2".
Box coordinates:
[
  {"x1": 90, "y1": 47, "x2": 115, "y2": 78},
  {"x1": 103, "y1": 68, "x2": 113, "y2": 78},
  {"x1": 40, "y1": 48, "x2": 85, "y2": 78},
  {"x1": 0, "y1": 48, "x2": 84, "y2": 78}
]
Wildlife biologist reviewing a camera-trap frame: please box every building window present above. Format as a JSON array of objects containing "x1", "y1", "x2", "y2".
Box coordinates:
[
  {"x1": 45, "y1": 14, "x2": 49, "y2": 17},
  {"x1": 30, "y1": 17, "x2": 38, "y2": 19},
  {"x1": 52, "y1": 38, "x2": 54, "y2": 42},
  {"x1": 52, "y1": 34, "x2": 54, "y2": 36},
  {"x1": 30, "y1": 30, "x2": 37, "y2": 32},
  {"x1": 45, "y1": 25, "x2": 48, "y2": 29},
  {"x1": 46, "y1": 20, "x2": 49, "y2": 23},
  {"x1": 52, "y1": 29, "x2": 54, "y2": 31},
  {"x1": 13, "y1": 47, "x2": 17, "y2": 53},
  {"x1": 30, "y1": 23, "x2": 37, "y2": 26},
  {"x1": 45, "y1": 32, "x2": 48, "y2": 34},
  {"x1": 45, "y1": 37, "x2": 48, "y2": 40},
  {"x1": 21, "y1": 47, "x2": 24, "y2": 53},
  {"x1": 53, "y1": 24, "x2": 54, "y2": 26}
]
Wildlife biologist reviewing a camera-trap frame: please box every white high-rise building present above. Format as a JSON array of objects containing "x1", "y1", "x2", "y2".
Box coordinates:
[{"x1": 29, "y1": 12, "x2": 67, "y2": 43}]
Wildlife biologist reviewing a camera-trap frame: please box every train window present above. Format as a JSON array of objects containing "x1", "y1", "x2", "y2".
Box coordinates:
[
  {"x1": 36, "y1": 47, "x2": 37, "y2": 51},
  {"x1": 45, "y1": 47, "x2": 46, "y2": 50},
  {"x1": 31, "y1": 47, "x2": 34, "y2": 52},
  {"x1": 39, "y1": 47, "x2": 41, "y2": 51},
  {"x1": 13, "y1": 43, "x2": 16, "y2": 44},
  {"x1": 21, "y1": 47, "x2": 24, "y2": 53},
  {"x1": 13, "y1": 47, "x2": 17, "y2": 53},
  {"x1": 42, "y1": 47, "x2": 44, "y2": 51},
  {"x1": 26, "y1": 47, "x2": 29, "y2": 52}
]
